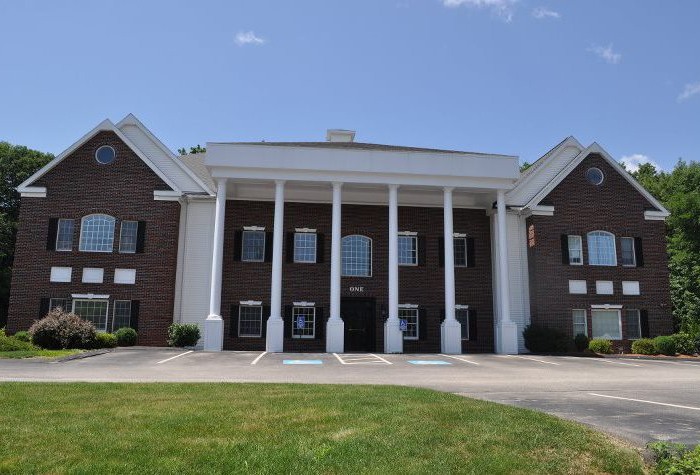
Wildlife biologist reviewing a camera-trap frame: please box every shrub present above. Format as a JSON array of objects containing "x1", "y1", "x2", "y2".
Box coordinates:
[
  {"x1": 523, "y1": 325, "x2": 571, "y2": 353},
  {"x1": 573, "y1": 333, "x2": 589, "y2": 352},
  {"x1": 13, "y1": 331, "x2": 31, "y2": 343},
  {"x1": 0, "y1": 333, "x2": 37, "y2": 352},
  {"x1": 93, "y1": 332, "x2": 117, "y2": 349},
  {"x1": 588, "y1": 338, "x2": 613, "y2": 354},
  {"x1": 671, "y1": 333, "x2": 696, "y2": 355},
  {"x1": 631, "y1": 338, "x2": 656, "y2": 355},
  {"x1": 648, "y1": 441, "x2": 700, "y2": 475},
  {"x1": 167, "y1": 323, "x2": 200, "y2": 347},
  {"x1": 653, "y1": 335, "x2": 677, "y2": 356},
  {"x1": 29, "y1": 308, "x2": 97, "y2": 349},
  {"x1": 115, "y1": 327, "x2": 138, "y2": 346}
]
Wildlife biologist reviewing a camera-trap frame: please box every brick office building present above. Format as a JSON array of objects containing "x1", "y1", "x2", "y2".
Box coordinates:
[{"x1": 8, "y1": 116, "x2": 672, "y2": 353}]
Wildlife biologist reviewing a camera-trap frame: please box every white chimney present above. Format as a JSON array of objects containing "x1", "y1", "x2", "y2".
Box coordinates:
[{"x1": 326, "y1": 129, "x2": 356, "y2": 143}]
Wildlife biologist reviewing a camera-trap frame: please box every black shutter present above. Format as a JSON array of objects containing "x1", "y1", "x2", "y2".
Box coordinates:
[
  {"x1": 286, "y1": 232, "x2": 295, "y2": 263},
  {"x1": 130, "y1": 300, "x2": 140, "y2": 332},
  {"x1": 419, "y1": 308, "x2": 428, "y2": 340},
  {"x1": 262, "y1": 306, "x2": 270, "y2": 338},
  {"x1": 316, "y1": 234, "x2": 325, "y2": 263},
  {"x1": 46, "y1": 218, "x2": 58, "y2": 251},
  {"x1": 466, "y1": 237, "x2": 475, "y2": 268},
  {"x1": 285, "y1": 305, "x2": 293, "y2": 338},
  {"x1": 39, "y1": 298, "x2": 50, "y2": 318},
  {"x1": 634, "y1": 237, "x2": 644, "y2": 267},
  {"x1": 468, "y1": 309, "x2": 477, "y2": 341},
  {"x1": 233, "y1": 230, "x2": 243, "y2": 261},
  {"x1": 230, "y1": 305, "x2": 239, "y2": 337},
  {"x1": 315, "y1": 307, "x2": 325, "y2": 340},
  {"x1": 136, "y1": 221, "x2": 147, "y2": 253},
  {"x1": 561, "y1": 235, "x2": 570, "y2": 265},
  {"x1": 264, "y1": 232, "x2": 274, "y2": 263},
  {"x1": 438, "y1": 238, "x2": 445, "y2": 267},
  {"x1": 417, "y1": 236, "x2": 426, "y2": 266},
  {"x1": 640, "y1": 310, "x2": 650, "y2": 338},
  {"x1": 440, "y1": 308, "x2": 445, "y2": 322}
]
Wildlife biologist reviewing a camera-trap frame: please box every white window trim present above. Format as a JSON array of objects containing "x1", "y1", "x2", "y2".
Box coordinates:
[
  {"x1": 621, "y1": 237, "x2": 636, "y2": 267},
  {"x1": 240, "y1": 300, "x2": 263, "y2": 306},
  {"x1": 114, "y1": 268, "x2": 136, "y2": 285},
  {"x1": 622, "y1": 281, "x2": 641, "y2": 296},
  {"x1": 295, "y1": 227, "x2": 316, "y2": 233},
  {"x1": 568, "y1": 235, "x2": 583, "y2": 266},
  {"x1": 398, "y1": 303, "x2": 419, "y2": 309},
  {"x1": 595, "y1": 280, "x2": 614, "y2": 295},
  {"x1": 242, "y1": 229, "x2": 266, "y2": 263},
  {"x1": 112, "y1": 300, "x2": 132, "y2": 332},
  {"x1": 82, "y1": 267, "x2": 104, "y2": 284},
  {"x1": 453, "y1": 236, "x2": 468, "y2": 268},
  {"x1": 591, "y1": 308, "x2": 622, "y2": 340},
  {"x1": 293, "y1": 231, "x2": 317, "y2": 264},
  {"x1": 341, "y1": 234, "x2": 373, "y2": 277},
  {"x1": 238, "y1": 305, "x2": 263, "y2": 338},
  {"x1": 626, "y1": 309, "x2": 642, "y2": 340},
  {"x1": 568, "y1": 280, "x2": 587, "y2": 294},
  {"x1": 292, "y1": 301, "x2": 315, "y2": 307},
  {"x1": 243, "y1": 225, "x2": 265, "y2": 231},
  {"x1": 72, "y1": 298, "x2": 110, "y2": 332},
  {"x1": 292, "y1": 306, "x2": 315, "y2": 339},
  {"x1": 78, "y1": 214, "x2": 116, "y2": 253},
  {"x1": 591, "y1": 304, "x2": 623, "y2": 309},
  {"x1": 572, "y1": 309, "x2": 588, "y2": 337},
  {"x1": 587, "y1": 230, "x2": 617, "y2": 266},
  {"x1": 453, "y1": 232, "x2": 467, "y2": 238},
  {"x1": 398, "y1": 231, "x2": 417, "y2": 236},
  {"x1": 398, "y1": 234, "x2": 418, "y2": 267},
  {"x1": 455, "y1": 304, "x2": 469, "y2": 310},
  {"x1": 50, "y1": 266, "x2": 72, "y2": 283},
  {"x1": 119, "y1": 220, "x2": 138, "y2": 254},
  {"x1": 399, "y1": 306, "x2": 419, "y2": 341},
  {"x1": 55, "y1": 218, "x2": 73, "y2": 252}
]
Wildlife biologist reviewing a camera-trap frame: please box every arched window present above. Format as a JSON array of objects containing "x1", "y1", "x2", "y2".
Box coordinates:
[
  {"x1": 79, "y1": 214, "x2": 116, "y2": 252},
  {"x1": 587, "y1": 231, "x2": 616, "y2": 266},
  {"x1": 342, "y1": 235, "x2": 372, "y2": 277}
]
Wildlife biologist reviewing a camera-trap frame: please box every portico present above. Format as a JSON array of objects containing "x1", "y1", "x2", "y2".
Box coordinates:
[{"x1": 202, "y1": 138, "x2": 520, "y2": 354}]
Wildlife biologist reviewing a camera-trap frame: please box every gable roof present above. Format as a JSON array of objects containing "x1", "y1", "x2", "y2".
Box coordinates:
[{"x1": 223, "y1": 141, "x2": 504, "y2": 156}]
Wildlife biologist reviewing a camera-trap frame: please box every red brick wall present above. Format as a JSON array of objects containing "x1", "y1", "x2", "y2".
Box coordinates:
[
  {"x1": 221, "y1": 201, "x2": 494, "y2": 353},
  {"x1": 527, "y1": 153, "x2": 672, "y2": 348},
  {"x1": 7, "y1": 131, "x2": 180, "y2": 345}
]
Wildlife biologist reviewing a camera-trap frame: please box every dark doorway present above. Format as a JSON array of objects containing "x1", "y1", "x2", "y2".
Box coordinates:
[{"x1": 342, "y1": 297, "x2": 377, "y2": 352}]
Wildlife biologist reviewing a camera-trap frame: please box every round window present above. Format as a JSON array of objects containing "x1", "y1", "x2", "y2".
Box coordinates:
[
  {"x1": 585, "y1": 167, "x2": 604, "y2": 185},
  {"x1": 95, "y1": 145, "x2": 116, "y2": 165}
]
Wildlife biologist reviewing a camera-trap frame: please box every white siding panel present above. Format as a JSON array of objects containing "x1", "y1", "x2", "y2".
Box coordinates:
[{"x1": 177, "y1": 200, "x2": 215, "y2": 333}]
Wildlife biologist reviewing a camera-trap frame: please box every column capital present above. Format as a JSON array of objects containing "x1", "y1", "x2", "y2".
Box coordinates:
[
  {"x1": 388, "y1": 184, "x2": 400, "y2": 191},
  {"x1": 215, "y1": 177, "x2": 228, "y2": 187},
  {"x1": 331, "y1": 181, "x2": 343, "y2": 189},
  {"x1": 443, "y1": 186, "x2": 455, "y2": 193},
  {"x1": 274, "y1": 179, "x2": 286, "y2": 186}
]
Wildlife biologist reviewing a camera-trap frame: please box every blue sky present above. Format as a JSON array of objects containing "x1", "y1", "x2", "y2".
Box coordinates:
[{"x1": 1, "y1": 0, "x2": 698, "y2": 171}]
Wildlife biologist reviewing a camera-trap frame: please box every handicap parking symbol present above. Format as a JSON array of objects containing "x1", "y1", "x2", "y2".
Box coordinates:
[
  {"x1": 399, "y1": 319, "x2": 408, "y2": 332},
  {"x1": 296, "y1": 315, "x2": 306, "y2": 329}
]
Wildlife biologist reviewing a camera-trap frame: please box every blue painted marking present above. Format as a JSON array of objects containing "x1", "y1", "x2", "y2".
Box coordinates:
[
  {"x1": 408, "y1": 360, "x2": 451, "y2": 365},
  {"x1": 283, "y1": 360, "x2": 323, "y2": 365}
]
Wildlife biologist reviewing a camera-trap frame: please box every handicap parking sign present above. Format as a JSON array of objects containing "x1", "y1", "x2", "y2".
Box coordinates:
[
  {"x1": 399, "y1": 319, "x2": 408, "y2": 332},
  {"x1": 296, "y1": 315, "x2": 306, "y2": 328}
]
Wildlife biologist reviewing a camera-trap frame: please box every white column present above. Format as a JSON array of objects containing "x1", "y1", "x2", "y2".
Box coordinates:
[
  {"x1": 384, "y1": 184, "x2": 403, "y2": 353},
  {"x1": 495, "y1": 189, "x2": 519, "y2": 354},
  {"x1": 441, "y1": 187, "x2": 462, "y2": 354},
  {"x1": 266, "y1": 180, "x2": 285, "y2": 352},
  {"x1": 326, "y1": 182, "x2": 345, "y2": 352},
  {"x1": 203, "y1": 178, "x2": 227, "y2": 351}
]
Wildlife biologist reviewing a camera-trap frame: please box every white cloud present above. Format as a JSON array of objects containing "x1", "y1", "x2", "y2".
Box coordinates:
[
  {"x1": 532, "y1": 7, "x2": 560, "y2": 19},
  {"x1": 442, "y1": 0, "x2": 517, "y2": 23},
  {"x1": 620, "y1": 154, "x2": 662, "y2": 173},
  {"x1": 587, "y1": 44, "x2": 621, "y2": 64},
  {"x1": 235, "y1": 31, "x2": 266, "y2": 46},
  {"x1": 677, "y1": 82, "x2": 700, "y2": 102}
]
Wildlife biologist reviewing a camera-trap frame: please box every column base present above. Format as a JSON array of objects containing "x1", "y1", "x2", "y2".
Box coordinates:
[
  {"x1": 203, "y1": 314, "x2": 223, "y2": 351},
  {"x1": 384, "y1": 319, "x2": 403, "y2": 353},
  {"x1": 326, "y1": 318, "x2": 345, "y2": 353},
  {"x1": 266, "y1": 317, "x2": 284, "y2": 352},
  {"x1": 440, "y1": 319, "x2": 462, "y2": 354},
  {"x1": 495, "y1": 321, "x2": 519, "y2": 354}
]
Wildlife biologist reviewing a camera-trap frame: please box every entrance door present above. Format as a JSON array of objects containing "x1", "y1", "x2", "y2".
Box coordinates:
[{"x1": 342, "y1": 297, "x2": 376, "y2": 352}]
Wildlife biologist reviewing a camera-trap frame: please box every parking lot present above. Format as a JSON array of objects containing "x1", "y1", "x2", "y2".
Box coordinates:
[{"x1": 1, "y1": 348, "x2": 699, "y2": 446}]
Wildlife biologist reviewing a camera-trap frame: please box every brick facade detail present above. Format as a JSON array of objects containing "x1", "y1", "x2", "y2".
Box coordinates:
[
  {"x1": 527, "y1": 153, "x2": 672, "y2": 349},
  {"x1": 7, "y1": 131, "x2": 180, "y2": 345}
]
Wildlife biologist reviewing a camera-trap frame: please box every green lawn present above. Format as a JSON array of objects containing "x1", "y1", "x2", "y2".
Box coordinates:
[
  {"x1": 0, "y1": 383, "x2": 646, "y2": 474},
  {"x1": 0, "y1": 349, "x2": 81, "y2": 359}
]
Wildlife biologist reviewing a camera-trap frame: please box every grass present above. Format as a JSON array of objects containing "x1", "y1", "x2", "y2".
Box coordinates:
[
  {"x1": 0, "y1": 383, "x2": 646, "y2": 474},
  {"x1": 0, "y1": 349, "x2": 82, "y2": 359}
]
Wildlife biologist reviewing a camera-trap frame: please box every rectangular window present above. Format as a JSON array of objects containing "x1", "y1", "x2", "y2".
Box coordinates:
[
  {"x1": 568, "y1": 235, "x2": 583, "y2": 265},
  {"x1": 49, "y1": 298, "x2": 68, "y2": 311},
  {"x1": 456, "y1": 308, "x2": 470, "y2": 340},
  {"x1": 595, "y1": 280, "x2": 614, "y2": 295},
  {"x1": 621, "y1": 237, "x2": 636, "y2": 266},
  {"x1": 398, "y1": 235, "x2": 418, "y2": 266},
  {"x1": 112, "y1": 300, "x2": 132, "y2": 331},
  {"x1": 292, "y1": 306, "x2": 316, "y2": 339},
  {"x1": 453, "y1": 237, "x2": 467, "y2": 267},
  {"x1": 399, "y1": 307, "x2": 419, "y2": 340},
  {"x1": 591, "y1": 310, "x2": 622, "y2": 340},
  {"x1": 242, "y1": 230, "x2": 265, "y2": 262},
  {"x1": 626, "y1": 309, "x2": 641, "y2": 340},
  {"x1": 572, "y1": 309, "x2": 587, "y2": 336},
  {"x1": 119, "y1": 221, "x2": 138, "y2": 253},
  {"x1": 293, "y1": 233, "x2": 317, "y2": 263},
  {"x1": 238, "y1": 305, "x2": 263, "y2": 337},
  {"x1": 72, "y1": 299, "x2": 109, "y2": 332},
  {"x1": 55, "y1": 219, "x2": 74, "y2": 251}
]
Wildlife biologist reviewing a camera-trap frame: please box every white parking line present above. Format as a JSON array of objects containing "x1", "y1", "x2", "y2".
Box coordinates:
[
  {"x1": 440, "y1": 354, "x2": 479, "y2": 365},
  {"x1": 507, "y1": 355, "x2": 560, "y2": 365},
  {"x1": 251, "y1": 351, "x2": 267, "y2": 365},
  {"x1": 619, "y1": 358, "x2": 700, "y2": 367},
  {"x1": 589, "y1": 393, "x2": 700, "y2": 411},
  {"x1": 155, "y1": 350, "x2": 193, "y2": 365},
  {"x1": 333, "y1": 353, "x2": 392, "y2": 365},
  {"x1": 561, "y1": 356, "x2": 642, "y2": 367},
  {"x1": 369, "y1": 353, "x2": 392, "y2": 365}
]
